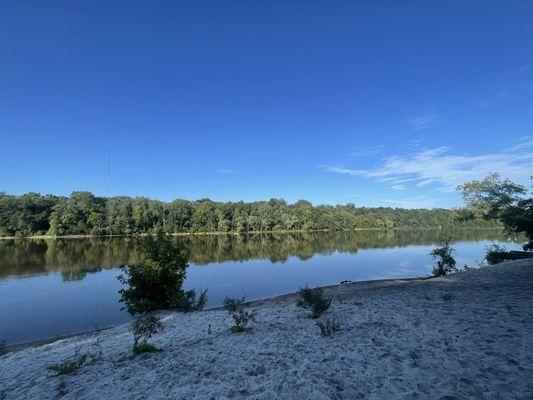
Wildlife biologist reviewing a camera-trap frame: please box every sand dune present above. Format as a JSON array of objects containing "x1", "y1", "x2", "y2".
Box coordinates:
[{"x1": 1, "y1": 259, "x2": 532, "y2": 399}]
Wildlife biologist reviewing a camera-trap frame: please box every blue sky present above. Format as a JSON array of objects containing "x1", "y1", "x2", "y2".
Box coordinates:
[{"x1": 1, "y1": 1, "x2": 532, "y2": 208}]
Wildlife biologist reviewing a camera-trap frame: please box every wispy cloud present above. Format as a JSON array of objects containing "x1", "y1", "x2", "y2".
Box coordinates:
[
  {"x1": 320, "y1": 138, "x2": 533, "y2": 192},
  {"x1": 215, "y1": 169, "x2": 236, "y2": 175},
  {"x1": 514, "y1": 64, "x2": 530, "y2": 75},
  {"x1": 406, "y1": 114, "x2": 443, "y2": 130},
  {"x1": 380, "y1": 196, "x2": 440, "y2": 209},
  {"x1": 503, "y1": 136, "x2": 533, "y2": 153},
  {"x1": 317, "y1": 165, "x2": 366, "y2": 176},
  {"x1": 349, "y1": 145, "x2": 384, "y2": 158}
]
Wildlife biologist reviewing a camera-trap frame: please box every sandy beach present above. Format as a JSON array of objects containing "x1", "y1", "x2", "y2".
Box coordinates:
[{"x1": 1, "y1": 259, "x2": 532, "y2": 399}]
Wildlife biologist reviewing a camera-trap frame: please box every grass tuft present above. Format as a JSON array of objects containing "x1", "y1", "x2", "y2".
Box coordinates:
[
  {"x1": 316, "y1": 319, "x2": 341, "y2": 336},
  {"x1": 133, "y1": 343, "x2": 163, "y2": 355},
  {"x1": 49, "y1": 347, "x2": 88, "y2": 375}
]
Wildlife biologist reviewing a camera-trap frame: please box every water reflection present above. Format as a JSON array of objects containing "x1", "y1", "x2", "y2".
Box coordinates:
[
  {"x1": 0, "y1": 229, "x2": 519, "y2": 280},
  {"x1": 0, "y1": 229, "x2": 523, "y2": 345}
]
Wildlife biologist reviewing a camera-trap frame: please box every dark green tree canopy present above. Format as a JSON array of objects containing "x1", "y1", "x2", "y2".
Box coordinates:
[
  {"x1": 458, "y1": 173, "x2": 532, "y2": 244},
  {"x1": 0, "y1": 191, "x2": 496, "y2": 237}
]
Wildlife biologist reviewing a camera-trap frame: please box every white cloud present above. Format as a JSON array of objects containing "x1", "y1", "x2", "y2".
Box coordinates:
[
  {"x1": 391, "y1": 184, "x2": 405, "y2": 191},
  {"x1": 380, "y1": 196, "x2": 440, "y2": 209},
  {"x1": 317, "y1": 165, "x2": 366, "y2": 176},
  {"x1": 320, "y1": 139, "x2": 533, "y2": 193},
  {"x1": 406, "y1": 114, "x2": 442, "y2": 130},
  {"x1": 504, "y1": 136, "x2": 533, "y2": 153},
  {"x1": 215, "y1": 169, "x2": 236, "y2": 175},
  {"x1": 349, "y1": 145, "x2": 384, "y2": 158}
]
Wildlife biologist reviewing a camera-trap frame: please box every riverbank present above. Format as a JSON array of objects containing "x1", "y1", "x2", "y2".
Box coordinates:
[
  {"x1": 0, "y1": 226, "x2": 504, "y2": 240},
  {"x1": 1, "y1": 259, "x2": 532, "y2": 399}
]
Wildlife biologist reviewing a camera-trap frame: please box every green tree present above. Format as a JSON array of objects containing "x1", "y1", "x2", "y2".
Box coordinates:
[
  {"x1": 458, "y1": 173, "x2": 532, "y2": 247},
  {"x1": 117, "y1": 235, "x2": 188, "y2": 314}
]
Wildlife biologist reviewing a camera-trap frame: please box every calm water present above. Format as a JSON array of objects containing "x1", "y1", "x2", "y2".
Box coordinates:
[{"x1": 0, "y1": 229, "x2": 523, "y2": 345}]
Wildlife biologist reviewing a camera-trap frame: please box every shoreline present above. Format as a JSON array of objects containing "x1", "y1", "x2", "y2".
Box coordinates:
[
  {"x1": 0, "y1": 226, "x2": 503, "y2": 240},
  {"x1": 1, "y1": 259, "x2": 532, "y2": 399},
  {"x1": 5, "y1": 275, "x2": 431, "y2": 352}
]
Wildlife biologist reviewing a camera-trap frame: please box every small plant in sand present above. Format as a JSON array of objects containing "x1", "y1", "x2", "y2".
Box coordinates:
[
  {"x1": 173, "y1": 288, "x2": 209, "y2": 312},
  {"x1": 441, "y1": 292, "x2": 454, "y2": 302},
  {"x1": 430, "y1": 237, "x2": 457, "y2": 277},
  {"x1": 224, "y1": 296, "x2": 256, "y2": 333},
  {"x1": 49, "y1": 346, "x2": 88, "y2": 375},
  {"x1": 316, "y1": 319, "x2": 341, "y2": 336},
  {"x1": 48, "y1": 340, "x2": 103, "y2": 375},
  {"x1": 297, "y1": 286, "x2": 332, "y2": 319},
  {"x1": 484, "y1": 243, "x2": 508, "y2": 265},
  {"x1": 131, "y1": 313, "x2": 164, "y2": 354}
]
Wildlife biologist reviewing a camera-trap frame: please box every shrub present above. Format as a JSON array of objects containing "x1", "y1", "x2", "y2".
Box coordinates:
[
  {"x1": 224, "y1": 296, "x2": 256, "y2": 332},
  {"x1": 297, "y1": 286, "x2": 332, "y2": 319},
  {"x1": 173, "y1": 288, "x2": 208, "y2": 312},
  {"x1": 485, "y1": 243, "x2": 508, "y2": 265},
  {"x1": 118, "y1": 235, "x2": 188, "y2": 314},
  {"x1": 430, "y1": 237, "x2": 457, "y2": 277},
  {"x1": 132, "y1": 343, "x2": 162, "y2": 355},
  {"x1": 316, "y1": 319, "x2": 341, "y2": 336},
  {"x1": 131, "y1": 313, "x2": 163, "y2": 353},
  {"x1": 49, "y1": 346, "x2": 88, "y2": 375}
]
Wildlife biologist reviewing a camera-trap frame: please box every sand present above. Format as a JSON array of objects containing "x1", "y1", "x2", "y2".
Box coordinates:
[{"x1": 1, "y1": 259, "x2": 532, "y2": 399}]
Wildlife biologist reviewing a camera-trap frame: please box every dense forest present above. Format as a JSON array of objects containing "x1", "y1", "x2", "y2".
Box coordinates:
[{"x1": 0, "y1": 192, "x2": 497, "y2": 237}]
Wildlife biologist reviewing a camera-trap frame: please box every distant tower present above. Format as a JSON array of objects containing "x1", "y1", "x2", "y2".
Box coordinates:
[{"x1": 106, "y1": 153, "x2": 111, "y2": 196}]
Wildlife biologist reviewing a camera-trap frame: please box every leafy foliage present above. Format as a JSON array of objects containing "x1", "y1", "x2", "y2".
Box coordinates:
[
  {"x1": 172, "y1": 288, "x2": 208, "y2": 312},
  {"x1": 297, "y1": 286, "x2": 332, "y2": 318},
  {"x1": 485, "y1": 243, "x2": 509, "y2": 265},
  {"x1": 118, "y1": 235, "x2": 188, "y2": 314},
  {"x1": 430, "y1": 237, "x2": 457, "y2": 277},
  {"x1": 458, "y1": 173, "x2": 532, "y2": 244},
  {"x1": 132, "y1": 343, "x2": 162, "y2": 355},
  {"x1": 131, "y1": 313, "x2": 163, "y2": 351},
  {"x1": 0, "y1": 191, "x2": 496, "y2": 237},
  {"x1": 224, "y1": 296, "x2": 256, "y2": 332}
]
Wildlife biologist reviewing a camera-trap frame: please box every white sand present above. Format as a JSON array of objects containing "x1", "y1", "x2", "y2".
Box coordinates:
[{"x1": 1, "y1": 259, "x2": 532, "y2": 399}]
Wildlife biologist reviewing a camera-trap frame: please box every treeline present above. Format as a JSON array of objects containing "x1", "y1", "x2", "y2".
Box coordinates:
[{"x1": 0, "y1": 191, "x2": 496, "y2": 237}]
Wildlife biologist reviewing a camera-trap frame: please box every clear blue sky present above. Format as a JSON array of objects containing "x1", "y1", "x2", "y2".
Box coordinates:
[{"x1": 1, "y1": 1, "x2": 532, "y2": 208}]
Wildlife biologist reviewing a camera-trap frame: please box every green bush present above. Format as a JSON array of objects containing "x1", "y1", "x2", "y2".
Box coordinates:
[
  {"x1": 132, "y1": 343, "x2": 162, "y2": 355},
  {"x1": 430, "y1": 238, "x2": 457, "y2": 277},
  {"x1": 224, "y1": 296, "x2": 256, "y2": 332},
  {"x1": 485, "y1": 243, "x2": 508, "y2": 265},
  {"x1": 131, "y1": 313, "x2": 163, "y2": 353},
  {"x1": 297, "y1": 286, "x2": 332, "y2": 319},
  {"x1": 118, "y1": 235, "x2": 188, "y2": 314}
]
